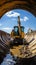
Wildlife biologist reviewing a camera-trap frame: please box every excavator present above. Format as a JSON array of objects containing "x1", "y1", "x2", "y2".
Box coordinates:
[
  {"x1": 10, "y1": 16, "x2": 25, "y2": 45},
  {"x1": 10, "y1": 16, "x2": 31, "y2": 58}
]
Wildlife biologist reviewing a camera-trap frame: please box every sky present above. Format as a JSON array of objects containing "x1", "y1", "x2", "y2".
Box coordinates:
[{"x1": 0, "y1": 9, "x2": 36, "y2": 33}]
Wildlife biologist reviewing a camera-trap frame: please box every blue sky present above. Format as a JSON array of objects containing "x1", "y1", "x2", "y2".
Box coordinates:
[{"x1": 0, "y1": 9, "x2": 36, "y2": 33}]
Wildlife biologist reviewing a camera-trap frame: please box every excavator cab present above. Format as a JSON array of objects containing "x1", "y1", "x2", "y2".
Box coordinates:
[
  {"x1": 14, "y1": 26, "x2": 24, "y2": 36},
  {"x1": 14, "y1": 26, "x2": 19, "y2": 36}
]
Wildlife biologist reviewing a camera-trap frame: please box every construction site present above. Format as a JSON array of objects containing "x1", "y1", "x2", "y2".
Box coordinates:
[{"x1": 0, "y1": 0, "x2": 36, "y2": 65}]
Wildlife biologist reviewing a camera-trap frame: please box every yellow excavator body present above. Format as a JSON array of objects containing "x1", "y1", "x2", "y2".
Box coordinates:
[
  {"x1": 11, "y1": 28, "x2": 25, "y2": 39},
  {"x1": 10, "y1": 16, "x2": 25, "y2": 39}
]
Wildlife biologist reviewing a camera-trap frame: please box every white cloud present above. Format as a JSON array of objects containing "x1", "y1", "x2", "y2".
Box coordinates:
[
  {"x1": 0, "y1": 23, "x2": 2, "y2": 26},
  {"x1": 5, "y1": 11, "x2": 20, "y2": 17},
  {"x1": 2, "y1": 27, "x2": 12, "y2": 30},
  {"x1": 20, "y1": 16, "x2": 29, "y2": 22},
  {"x1": 24, "y1": 16, "x2": 29, "y2": 22}
]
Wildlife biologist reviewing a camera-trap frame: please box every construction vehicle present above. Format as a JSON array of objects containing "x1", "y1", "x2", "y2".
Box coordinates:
[{"x1": 10, "y1": 16, "x2": 25, "y2": 45}]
